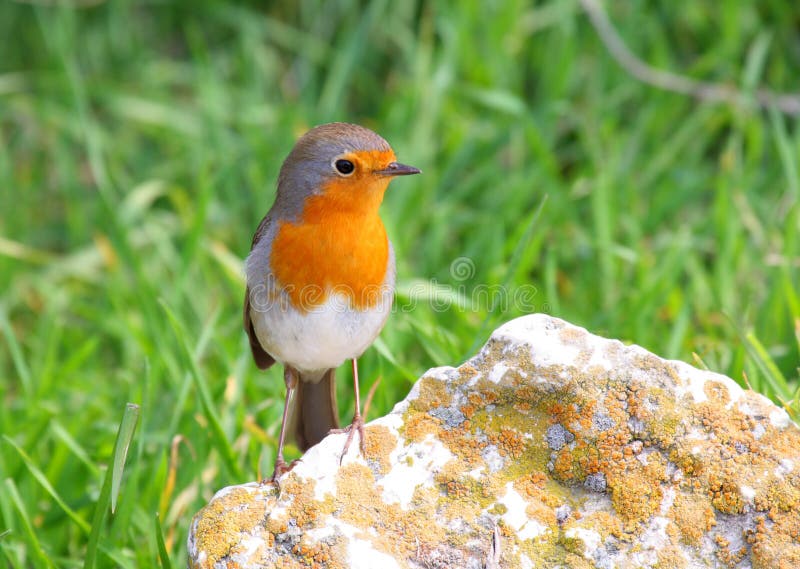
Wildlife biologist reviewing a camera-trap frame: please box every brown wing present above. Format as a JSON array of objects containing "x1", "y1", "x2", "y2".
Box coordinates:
[
  {"x1": 244, "y1": 286, "x2": 275, "y2": 370},
  {"x1": 244, "y1": 213, "x2": 276, "y2": 370}
]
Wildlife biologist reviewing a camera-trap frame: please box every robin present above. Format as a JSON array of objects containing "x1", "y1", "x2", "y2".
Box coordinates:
[{"x1": 244, "y1": 122, "x2": 420, "y2": 480}]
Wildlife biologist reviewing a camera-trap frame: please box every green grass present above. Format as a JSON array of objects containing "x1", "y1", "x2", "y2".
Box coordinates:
[{"x1": 1, "y1": 0, "x2": 799, "y2": 566}]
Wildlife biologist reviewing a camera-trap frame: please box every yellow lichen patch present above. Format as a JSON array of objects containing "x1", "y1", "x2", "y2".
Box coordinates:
[
  {"x1": 654, "y1": 544, "x2": 690, "y2": 569},
  {"x1": 289, "y1": 534, "x2": 348, "y2": 569},
  {"x1": 460, "y1": 402, "x2": 476, "y2": 420},
  {"x1": 669, "y1": 444, "x2": 705, "y2": 480},
  {"x1": 266, "y1": 511, "x2": 289, "y2": 535},
  {"x1": 334, "y1": 463, "x2": 448, "y2": 560},
  {"x1": 400, "y1": 410, "x2": 440, "y2": 442},
  {"x1": 272, "y1": 557, "x2": 306, "y2": 569},
  {"x1": 514, "y1": 471, "x2": 548, "y2": 498},
  {"x1": 694, "y1": 400, "x2": 753, "y2": 449},
  {"x1": 660, "y1": 400, "x2": 800, "y2": 544},
  {"x1": 335, "y1": 463, "x2": 382, "y2": 528},
  {"x1": 640, "y1": 391, "x2": 684, "y2": 447},
  {"x1": 410, "y1": 376, "x2": 452, "y2": 411},
  {"x1": 524, "y1": 500, "x2": 558, "y2": 529},
  {"x1": 562, "y1": 552, "x2": 595, "y2": 569},
  {"x1": 466, "y1": 389, "x2": 499, "y2": 417},
  {"x1": 575, "y1": 399, "x2": 597, "y2": 433},
  {"x1": 488, "y1": 502, "x2": 507, "y2": 515},
  {"x1": 434, "y1": 460, "x2": 476, "y2": 502},
  {"x1": 755, "y1": 476, "x2": 800, "y2": 519},
  {"x1": 465, "y1": 379, "x2": 500, "y2": 406},
  {"x1": 490, "y1": 427, "x2": 526, "y2": 459},
  {"x1": 707, "y1": 470, "x2": 746, "y2": 515},
  {"x1": 551, "y1": 447, "x2": 580, "y2": 484},
  {"x1": 714, "y1": 533, "x2": 748, "y2": 567},
  {"x1": 750, "y1": 511, "x2": 800, "y2": 568},
  {"x1": 671, "y1": 492, "x2": 716, "y2": 546},
  {"x1": 513, "y1": 472, "x2": 564, "y2": 535},
  {"x1": 190, "y1": 486, "x2": 271, "y2": 567},
  {"x1": 606, "y1": 457, "x2": 666, "y2": 528},
  {"x1": 457, "y1": 363, "x2": 480, "y2": 382},
  {"x1": 630, "y1": 354, "x2": 683, "y2": 392},
  {"x1": 363, "y1": 424, "x2": 397, "y2": 475},
  {"x1": 578, "y1": 511, "x2": 626, "y2": 542},
  {"x1": 703, "y1": 379, "x2": 732, "y2": 406},
  {"x1": 558, "y1": 326, "x2": 588, "y2": 348},
  {"x1": 553, "y1": 512, "x2": 625, "y2": 567},
  {"x1": 280, "y1": 475, "x2": 334, "y2": 528},
  {"x1": 443, "y1": 477, "x2": 471, "y2": 500},
  {"x1": 434, "y1": 469, "x2": 498, "y2": 533},
  {"x1": 436, "y1": 420, "x2": 486, "y2": 469}
]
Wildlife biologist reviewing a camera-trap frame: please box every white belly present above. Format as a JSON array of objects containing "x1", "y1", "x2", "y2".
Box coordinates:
[{"x1": 249, "y1": 290, "x2": 392, "y2": 378}]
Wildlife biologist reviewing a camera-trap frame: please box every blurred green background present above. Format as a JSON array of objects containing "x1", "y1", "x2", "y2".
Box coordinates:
[{"x1": 1, "y1": 0, "x2": 799, "y2": 566}]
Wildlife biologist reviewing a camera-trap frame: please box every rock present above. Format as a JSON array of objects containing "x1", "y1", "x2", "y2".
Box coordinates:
[{"x1": 188, "y1": 314, "x2": 800, "y2": 569}]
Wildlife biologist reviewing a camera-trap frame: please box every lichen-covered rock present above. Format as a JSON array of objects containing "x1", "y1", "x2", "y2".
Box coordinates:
[{"x1": 188, "y1": 314, "x2": 800, "y2": 569}]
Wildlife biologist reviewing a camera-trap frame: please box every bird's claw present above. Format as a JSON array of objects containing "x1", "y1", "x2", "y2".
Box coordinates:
[
  {"x1": 264, "y1": 456, "x2": 297, "y2": 485},
  {"x1": 330, "y1": 414, "x2": 366, "y2": 464}
]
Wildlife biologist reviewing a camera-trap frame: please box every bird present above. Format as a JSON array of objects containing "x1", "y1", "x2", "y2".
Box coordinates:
[{"x1": 243, "y1": 122, "x2": 420, "y2": 480}]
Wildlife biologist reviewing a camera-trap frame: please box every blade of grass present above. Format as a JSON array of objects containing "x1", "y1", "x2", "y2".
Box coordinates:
[
  {"x1": 0, "y1": 307, "x2": 32, "y2": 400},
  {"x1": 741, "y1": 32, "x2": 771, "y2": 94},
  {"x1": 155, "y1": 513, "x2": 173, "y2": 569},
  {"x1": 467, "y1": 194, "x2": 548, "y2": 356},
  {"x1": 96, "y1": 544, "x2": 136, "y2": 569},
  {"x1": 371, "y1": 337, "x2": 417, "y2": 381},
  {"x1": 317, "y1": 0, "x2": 387, "y2": 117},
  {"x1": 743, "y1": 331, "x2": 791, "y2": 402},
  {"x1": 50, "y1": 421, "x2": 100, "y2": 478},
  {"x1": 159, "y1": 300, "x2": 242, "y2": 478},
  {"x1": 768, "y1": 107, "x2": 799, "y2": 199},
  {"x1": 795, "y1": 319, "x2": 800, "y2": 354},
  {"x1": 84, "y1": 403, "x2": 140, "y2": 569},
  {"x1": 783, "y1": 267, "x2": 800, "y2": 322},
  {"x1": 2, "y1": 436, "x2": 91, "y2": 535},
  {"x1": 111, "y1": 404, "x2": 139, "y2": 513},
  {"x1": 692, "y1": 353, "x2": 711, "y2": 371},
  {"x1": 3, "y1": 478, "x2": 55, "y2": 569}
]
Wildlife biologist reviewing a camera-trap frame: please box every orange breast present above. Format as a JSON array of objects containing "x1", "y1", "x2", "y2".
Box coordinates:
[{"x1": 270, "y1": 176, "x2": 391, "y2": 312}]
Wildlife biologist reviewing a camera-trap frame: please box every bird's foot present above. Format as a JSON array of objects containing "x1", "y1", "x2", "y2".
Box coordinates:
[
  {"x1": 330, "y1": 413, "x2": 366, "y2": 464},
  {"x1": 263, "y1": 456, "x2": 297, "y2": 485}
]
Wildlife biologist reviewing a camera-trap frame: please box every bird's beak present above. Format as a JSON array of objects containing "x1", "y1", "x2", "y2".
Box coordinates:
[{"x1": 376, "y1": 162, "x2": 421, "y2": 177}]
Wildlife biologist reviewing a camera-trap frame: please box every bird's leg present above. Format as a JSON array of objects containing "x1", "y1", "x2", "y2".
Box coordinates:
[
  {"x1": 269, "y1": 366, "x2": 298, "y2": 482},
  {"x1": 335, "y1": 358, "x2": 367, "y2": 463}
]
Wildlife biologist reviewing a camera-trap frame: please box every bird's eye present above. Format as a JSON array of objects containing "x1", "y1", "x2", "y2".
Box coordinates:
[{"x1": 334, "y1": 159, "x2": 355, "y2": 175}]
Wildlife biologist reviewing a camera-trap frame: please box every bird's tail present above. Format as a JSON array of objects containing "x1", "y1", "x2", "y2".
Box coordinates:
[{"x1": 292, "y1": 368, "x2": 340, "y2": 452}]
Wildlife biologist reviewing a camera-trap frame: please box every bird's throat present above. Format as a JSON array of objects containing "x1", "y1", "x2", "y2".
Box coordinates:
[{"x1": 270, "y1": 188, "x2": 391, "y2": 312}]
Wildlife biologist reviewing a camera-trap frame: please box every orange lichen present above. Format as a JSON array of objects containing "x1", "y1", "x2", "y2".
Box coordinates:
[
  {"x1": 514, "y1": 472, "x2": 548, "y2": 498},
  {"x1": 491, "y1": 427, "x2": 526, "y2": 459},
  {"x1": 401, "y1": 410, "x2": 440, "y2": 442},
  {"x1": 280, "y1": 476, "x2": 333, "y2": 529},
  {"x1": 411, "y1": 376, "x2": 453, "y2": 411},
  {"x1": 607, "y1": 463, "x2": 665, "y2": 528},
  {"x1": 287, "y1": 533, "x2": 347, "y2": 569},
  {"x1": 436, "y1": 422, "x2": 485, "y2": 468},
  {"x1": 363, "y1": 424, "x2": 397, "y2": 475},
  {"x1": 334, "y1": 463, "x2": 450, "y2": 560},
  {"x1": 671, "y1": 492, "x2": 716, "y2": 546},
  {"x1": 189, "y1": 487, "x2": 271, "y2": 568}
]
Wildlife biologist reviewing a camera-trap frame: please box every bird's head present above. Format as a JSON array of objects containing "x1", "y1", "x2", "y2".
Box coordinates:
[{"x1": 274, "y1": 123, "x2": 420, "y2": 218}]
